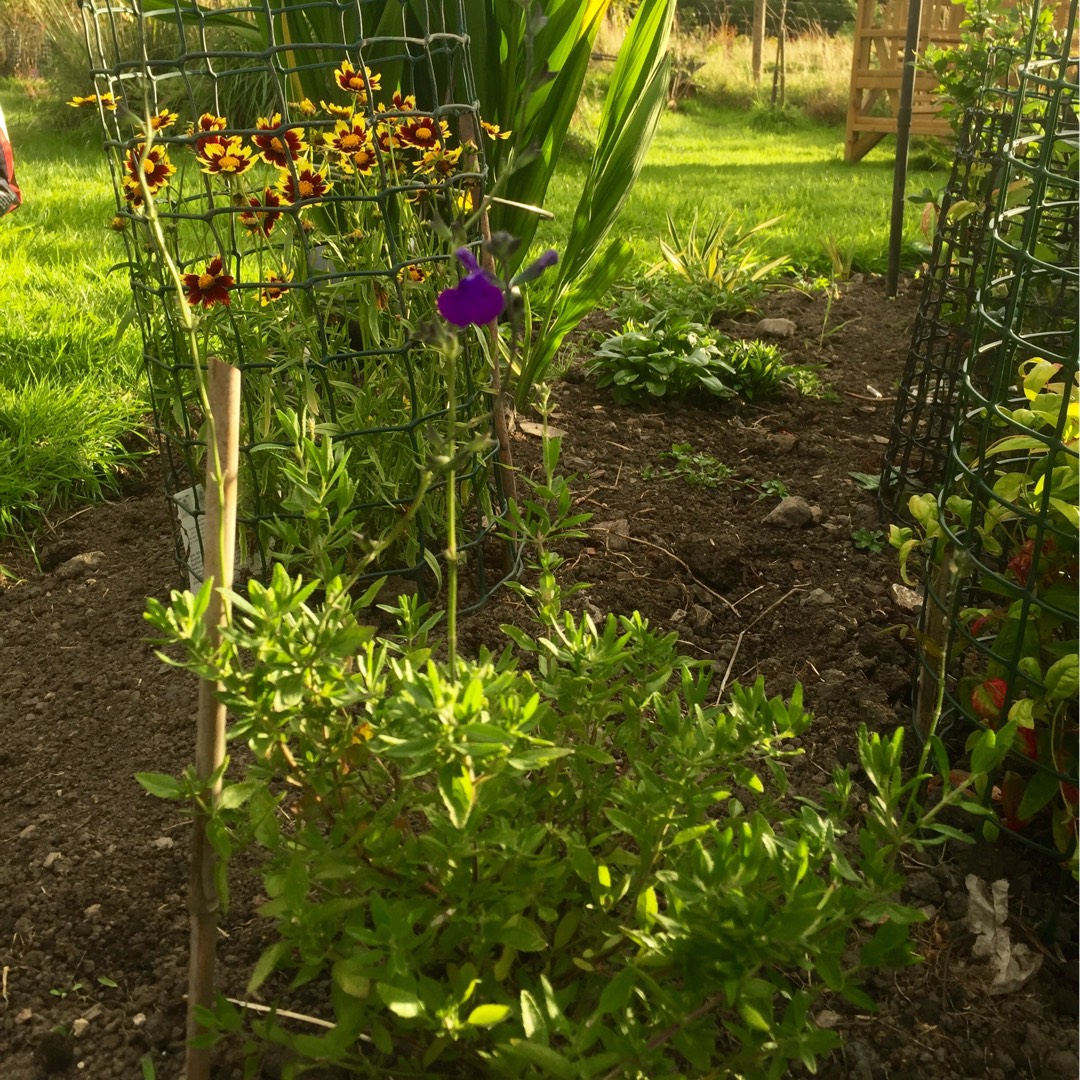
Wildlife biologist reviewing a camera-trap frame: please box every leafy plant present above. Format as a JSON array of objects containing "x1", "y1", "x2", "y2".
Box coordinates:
[
  {"x1": 921, "y1": 0, "x2": 1066, "y2": 131},
  {"x1": 587, "y1": 315, "x2": 811, "y2": 405},
  {"x1": 647, "y1": 210, "x2": 791, "y2": 317},
  {"x1": 644, "y1": 443, "x2": 790, "y2": 502},
  {"x1": 852, "y1": 527, "x2": 885, "y2": 554},
  {"x1": 890, "y1": 358, "x2": 1079, "y2": 857}
]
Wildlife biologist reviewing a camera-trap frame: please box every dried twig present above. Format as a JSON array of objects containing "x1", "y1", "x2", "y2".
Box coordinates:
[
  {"x1": 621, "y1": 534, "x2": 738, "y2": 614},
  {"x1": 714, "y1": 585, "x2": 807, "y2": 703}
]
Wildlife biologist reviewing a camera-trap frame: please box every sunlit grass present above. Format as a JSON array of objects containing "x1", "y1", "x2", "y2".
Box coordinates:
[
  {"x1": 0, "y1": 84, "x2": 145, "y2": 543},
  {"x1": 541, "y1": 99, "x2": 941, "y2": 275}
]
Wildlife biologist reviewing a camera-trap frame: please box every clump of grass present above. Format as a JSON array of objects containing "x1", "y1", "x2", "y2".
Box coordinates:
[
  {"x1": 0, "y1": 378, "x2": 145, "y2": 538},
  {"x1": 0, "y1": 86, "x2": 148, "y2": 543}
]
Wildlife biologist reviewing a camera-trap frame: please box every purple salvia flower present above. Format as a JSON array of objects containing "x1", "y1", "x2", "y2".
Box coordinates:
[{"x1": 437, "y1": 247, "x2": 506, "y2": 327}]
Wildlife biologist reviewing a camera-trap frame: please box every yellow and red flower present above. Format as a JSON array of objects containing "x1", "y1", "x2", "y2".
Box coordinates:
[
  {"x1": 197, "y1": 135, "x2": 256, "y2": 176},
  {"x1": 195, "y1": 113, "x2": 227, "y2": 132},
  {"x1": 260, "y1": 267, "x2": 293, "y2": 306},
  {"x1": 320, "y1": 99, "x2": 355, "y2": 119},
  {"x1": 253, "y1": 113, "x2": 307, "y2": 167},
  {"x1": 239, "y1": 188, "x2": 284, "y2": 237},
  {"x1": 147, "y1": 108, "x2": 179, "y2": 131},
  {"x1": 414, "y1": 144, "x2": 462, "y2": 178},
  {"x1": 395, "y1": 115, "x2": 450, "y2": 150},
  {"x1": 333, "y1": 60, "x2": 382, "y2": 99},
  {"x1": 67, "y1": 92, "x2": 118, "y2": 111},
  {"x1": 480, "y1": 119, "x2": 511, "y2": 140},
  {"x1": 341, "y1": 144, "x2": 379, "y2": 175},
  {"x1": 277, "y1": 166, "x2": 331, "y2": 203},
  {"x1": 183, "y1": 256, "x2": 234, "y2": 309},
  {"x1": 397, "y1": 263, "x2": 427, "y2": 286},
  {"x1": 290, "y1": 97, "x2": 318, "y2": 117},
  {"x1": 389, "y1": 91, "x2": 416, "y2": 112},
  {"x1": 324, "y1": 118, "x2": 372, "y2": 158},
  {"x1": 121, "y1": 177, "x2": 146, "y2": 209},
  {"x1": 123, "y1": 143, "x2": 176, "y2": 193}
]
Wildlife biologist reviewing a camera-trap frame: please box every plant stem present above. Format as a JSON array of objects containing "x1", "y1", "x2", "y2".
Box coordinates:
[{"x1": 445, "y1": 355, "x2": 458, "y2": 676}]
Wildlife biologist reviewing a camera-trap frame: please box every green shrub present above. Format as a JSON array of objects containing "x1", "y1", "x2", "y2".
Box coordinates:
[
  {"x1": 145, "y1": 559, "x2": 927, "y2": 1078},
  {"x1": 586, "y1": 316, "x2": 809, "y2": 403}
]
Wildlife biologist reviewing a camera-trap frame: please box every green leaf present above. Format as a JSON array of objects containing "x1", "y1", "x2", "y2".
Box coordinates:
[
  {"x1": 1046, "y1": 654, "x2": 1079, "y2": 701},
  {"x1": 497, "y1": 1039, "x2": 576, "y2": 1079},
  {"x1": 598, "y1": 965, "x2": 636, "y2": 1015},
  {"x1": 331, "y1": 957, "x2": 372, "y2": 1000},
  {"x1": 376, "y1": 983, "x2": 424, "y2": 1018},
  {"x1": 1018, "y1": 769, "x2": 1060, "y2": 820},
  {"x1": 135, "y1": 772, "x2": 183, "y2": 800},
  {"x1": 553, "y1": 909, "x2": 581, "y2": 950},
  {"x1": 498, "y1": 919, "x2": 547, "y2": 952},
  {"x1": 218, "y1": 781, "x2": 260, "y2": 810},
  {"x1": 737, "y1": 1000, "x2": 772, "y2": 1033},
  {"x1": 466, "y1": 1003, "x2": 512, "y2": 1027},
  {"x1": 520, "y1": 990, "x2": 547, "y2": 1041},
  {"x1": 247, "y1": 942, "x2": 290, "y2": 996}
]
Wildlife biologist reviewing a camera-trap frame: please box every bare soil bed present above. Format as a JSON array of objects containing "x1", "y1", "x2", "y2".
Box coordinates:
[{"x1": 1, "y1": 275, "x2": 1076, "y2": 1079}]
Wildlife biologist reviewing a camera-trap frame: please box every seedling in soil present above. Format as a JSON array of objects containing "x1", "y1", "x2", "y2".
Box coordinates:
[
  {"x1": 643, "y1": 443, "x2": 733, "y2": 488},
  {"x1": 850, "y1": 471, "x2": 881, "y2": 491},
  {"x1": 758, "y1": 478, "x2": 790, "y2": 500},
  {"x1": 645, "y1": 444, "x2": 790, "y2": 501},
  {"x1": 49, "y1": 982, "x2": 84, "y2": 999},
  {"x1": 852, "y1": 527, "x2": 886, "y2": 553}
]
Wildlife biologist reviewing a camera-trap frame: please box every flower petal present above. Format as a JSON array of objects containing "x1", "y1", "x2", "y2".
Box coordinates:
[
  {"x1": 437, "y1": 274, "x2": 505, "y2": 327},
  {"x1": 455, "y1": 246, "x2": 481, "y2": 274}
]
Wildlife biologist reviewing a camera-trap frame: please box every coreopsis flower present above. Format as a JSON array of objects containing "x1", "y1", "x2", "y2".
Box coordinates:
[
  {"x1": 340, "y1": 145, "x2": 379, "y2": 175},
  {"x1": 387, "y1": 91, "x2": 416, "y2": 112},
  {"x1": 108, "y1": 214, "x2": 128, "y2": 231},
  {"x1": 147, "y1": 108, "x2": 179, "y2": 131},
  {"x1": 480, "y1": 119, "x2": 511, "y2": 140},
  {"x1": 183, "y1": 256, "x2": 234, "y2": 309},
  {"x1": 397, "y1": 263, "x2": 427, "y2": 286},
  {"x1": 253, "y1": 113, "x2": 307, "y2": 167},
  {"x1": 323, "y1": 118, "x2": 371, "y2": 158},
  {"x1": 124, "y1": 143, "x2": 175, "y2": 193},
  {"x1": 436, "y1": 248, "x2": 504, "y2": 327},
  {"x1": 334, "y1": 60, "x2": 381, "y2": 100},
  {"x1": 197, "y1": 136, "x2": 256, "y2": 176},
  {"x1": 121, "y1": 177, "x2": 146, "y2": 208},
  {"x1": 277, "y1": 165, "x2": 331, "y2": 203},
  {"x1": 395, "y1": 115, "x2": 450, "y2": 150},
  {"x1": 194, "y1": 112, "x2": 227, "y2": 133},
  {"x1": 239, "y1": 188, "x2": 284, "y2": 237},
  {"x1": 67, "y1": 92, "x2": 118, "y2": 111},
  {"x1": 260, "y1": 267, "x2": 293, "y2": 305},
  {"x1": 320, "y1": 99, "x2": 355, "y2": 119},
  {"x1": 290, "y1": 97, "x2": 317, "y2": 117},
  {"x1": 414, "y1": 145, "x2": 462, "y2": 178},
  {"x1": 971, "y1": 677, "x2": 1008, "y2": 724}
]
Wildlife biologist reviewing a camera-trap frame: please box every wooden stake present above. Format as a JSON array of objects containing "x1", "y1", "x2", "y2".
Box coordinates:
[{"x1": 186, "y1": 357, "x2": 241, "y2": 1080}]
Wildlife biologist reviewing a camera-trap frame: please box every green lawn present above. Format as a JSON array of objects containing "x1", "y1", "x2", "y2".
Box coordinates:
[
  {"x1": 0, "y1": 88, "x2": 144, "y2": 546},
  {"x1": 541, "y1": 101, "x2": 941, "y2": 274}
]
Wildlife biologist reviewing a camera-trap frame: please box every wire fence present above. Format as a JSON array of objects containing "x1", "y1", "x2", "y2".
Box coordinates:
[
  {"x1": 79, "y1": 0, "x2": 516, "y2": 607},
  {"x1": 885, "y1": 0, "x2": 1078, "y2": 861}
]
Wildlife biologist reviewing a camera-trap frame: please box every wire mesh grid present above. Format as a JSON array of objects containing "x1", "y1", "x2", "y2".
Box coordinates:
[
  {"x1": 78, "y1": 0, "x2": 516, "y2": 606},
  {"x1": 905, "y1": 10, "x2": 1079, "y2": 860},
  {"x1": 880, "y1": 15, "x2": 1075, "y2": 514}
]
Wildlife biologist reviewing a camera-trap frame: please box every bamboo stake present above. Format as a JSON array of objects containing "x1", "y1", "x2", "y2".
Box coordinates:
[{"x1": 186, "y1": 357, "x2": 241, "y2": 1080}]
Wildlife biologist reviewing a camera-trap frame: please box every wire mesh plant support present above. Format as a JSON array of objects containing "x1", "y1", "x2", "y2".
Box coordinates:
[
  {"x1": 79, "y1": 0, "x2": 518, "y2": 609},
  {"x1": 880, "y1": 10, "x2": 1076, "y2": 515},
  {"x1": 893, "y1": 0, "x2": 1078, "y2": 863}
]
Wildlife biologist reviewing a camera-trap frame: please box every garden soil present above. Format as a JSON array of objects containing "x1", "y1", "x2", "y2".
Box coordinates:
[{"x1": 1, "y1": 275, "x2": 1076, "y2": 1079}]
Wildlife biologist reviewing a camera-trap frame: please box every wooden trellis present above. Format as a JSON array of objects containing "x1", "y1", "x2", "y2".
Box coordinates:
[{"x1": 845, "y1": 0, "x2": 963, "y2": 161}]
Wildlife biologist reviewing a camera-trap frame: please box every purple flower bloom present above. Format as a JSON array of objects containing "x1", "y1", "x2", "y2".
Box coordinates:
[{"x1": 437, "y1": 247, "x2": 506, "y2": 327}]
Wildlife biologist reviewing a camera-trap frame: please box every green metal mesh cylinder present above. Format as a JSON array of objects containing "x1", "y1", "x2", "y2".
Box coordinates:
[{"x1": 79, "y1": 0, "x2": 515, "y2": 606}]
